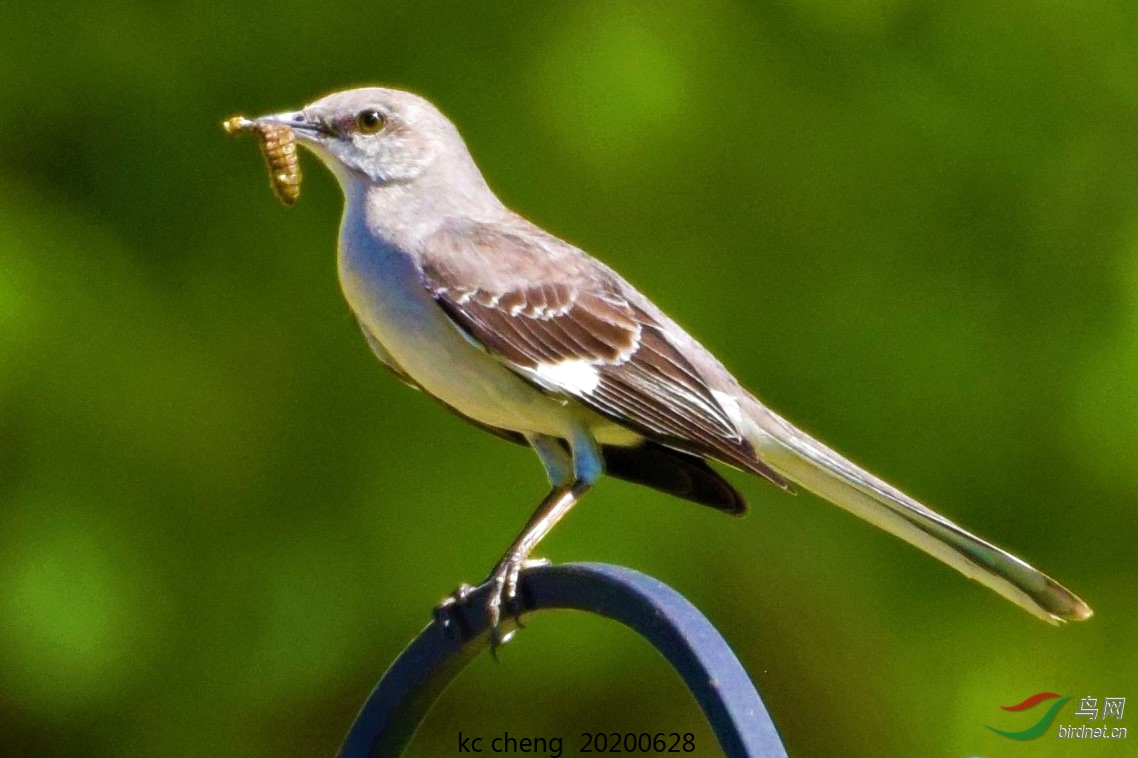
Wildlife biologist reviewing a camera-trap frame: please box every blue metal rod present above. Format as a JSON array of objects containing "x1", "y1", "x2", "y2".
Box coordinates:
[{"x1": 339, "y1": 562, "x2": 787, "y2": 758}]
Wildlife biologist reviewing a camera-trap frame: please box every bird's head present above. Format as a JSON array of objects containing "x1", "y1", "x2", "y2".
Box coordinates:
[{"x1": 255, "y1": 87, "x2": 475, "y2": 189}]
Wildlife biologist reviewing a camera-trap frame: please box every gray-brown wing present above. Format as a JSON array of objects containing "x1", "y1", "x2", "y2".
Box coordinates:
[{"x1": 419, "y1": 219, "x2": 790, "y2": 488}]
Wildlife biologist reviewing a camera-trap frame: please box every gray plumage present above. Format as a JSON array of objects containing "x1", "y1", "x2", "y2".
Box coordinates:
[{"x1": 251, "y1": 87, "x2": 1091, "y2": 629}]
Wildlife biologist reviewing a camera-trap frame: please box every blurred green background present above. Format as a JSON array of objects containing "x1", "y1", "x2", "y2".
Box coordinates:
[{"x1": 2, "y1": 1, "x2": 1136, "y2": 756}]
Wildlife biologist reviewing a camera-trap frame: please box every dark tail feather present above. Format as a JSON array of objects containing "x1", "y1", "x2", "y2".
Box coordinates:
[{"x1": 603, "y1": 442, "x2": 747, "y2": 515}]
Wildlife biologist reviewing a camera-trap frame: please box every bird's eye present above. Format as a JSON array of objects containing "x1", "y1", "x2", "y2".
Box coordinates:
[{"x1": 356, "y1": 109, "x2": 386, "y2": 134}]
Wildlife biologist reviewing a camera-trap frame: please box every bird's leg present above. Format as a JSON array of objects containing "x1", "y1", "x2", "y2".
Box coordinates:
[
  {"x1": 480, "y1": 430, "x2": 600, "y2": 647},
  {"x1": 485, "y1": 480, "x2": 590, "y2": 646}
]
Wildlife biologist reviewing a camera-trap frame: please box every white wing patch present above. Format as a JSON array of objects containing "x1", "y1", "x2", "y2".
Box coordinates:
[
  {"x1": 710, "y1": 390, "x2": 744, "y2": 434},
  {"x1": 526, "y1": 359, "x2": 601, "y2": 395}
]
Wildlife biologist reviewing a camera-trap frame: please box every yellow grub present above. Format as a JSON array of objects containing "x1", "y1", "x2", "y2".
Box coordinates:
[{"x1": 222, "y1": 115, "x2": 302, "y2": 205}]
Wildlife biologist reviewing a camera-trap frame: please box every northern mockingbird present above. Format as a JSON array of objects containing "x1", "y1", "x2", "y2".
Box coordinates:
[{"x1": 242, "y1": 87, "x2": 1090, "y2": 639}]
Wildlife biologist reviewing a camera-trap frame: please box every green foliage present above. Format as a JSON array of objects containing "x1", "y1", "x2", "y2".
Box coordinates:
[{"x1": 1, "y1": 1, "x2": 1135, "y2": 756}]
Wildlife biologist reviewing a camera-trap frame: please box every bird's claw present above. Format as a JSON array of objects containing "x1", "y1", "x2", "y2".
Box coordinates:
[
  {"x1": 486, "y1": 555, "x2": 550, "y2": 649},
  {"x1": 434, "y1": 583, "x2": 477, "y2": 637},
  {"x1": 435, "y1": 558, "x2": 549, "y2": 651}
]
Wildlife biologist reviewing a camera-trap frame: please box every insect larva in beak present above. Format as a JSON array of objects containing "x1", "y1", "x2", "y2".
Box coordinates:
[{"x1": 223, "y1": 116, "x2": 302, "y2": 206}]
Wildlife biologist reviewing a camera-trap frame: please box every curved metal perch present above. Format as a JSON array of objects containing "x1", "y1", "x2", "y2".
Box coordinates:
[{"x1": 338, "y1": 562, "x2": 787, "y2": 758}]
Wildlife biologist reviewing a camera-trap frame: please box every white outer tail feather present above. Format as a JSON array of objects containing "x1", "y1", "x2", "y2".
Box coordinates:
[{"x1": 740, "y1": 400, "x2": 1092, "y2": 624}]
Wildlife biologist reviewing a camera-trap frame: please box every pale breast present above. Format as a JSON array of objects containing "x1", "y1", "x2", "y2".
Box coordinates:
[{"x1": 337, "y1": 223, "x2": 578, "y2": 437}]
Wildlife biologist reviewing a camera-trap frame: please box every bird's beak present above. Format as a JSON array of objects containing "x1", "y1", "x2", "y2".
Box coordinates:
[{"x1": 254, "y1": 110, "x2": 328, "y2": 141}]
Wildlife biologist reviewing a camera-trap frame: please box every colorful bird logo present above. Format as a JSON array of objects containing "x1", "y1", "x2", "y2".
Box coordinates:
[{"x1": 986, "y1": 692, "x2": 1072, "y2": 740}]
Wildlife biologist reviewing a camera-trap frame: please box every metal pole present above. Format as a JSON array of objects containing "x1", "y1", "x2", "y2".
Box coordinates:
[{"x1": 339, "y1": 562, "x2": 787, "y2": 758}]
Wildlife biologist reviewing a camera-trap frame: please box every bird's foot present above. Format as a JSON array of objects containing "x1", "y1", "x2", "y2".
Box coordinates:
[
  {"x1": 433, "y1": 558, "x2": 549, "y2": 651},
  {"x1": 434, "y1": 583, "x2": 477, "y2": 638},
  {"x1": 486, "y1": 554, "x2": 550, "y2": 649}
]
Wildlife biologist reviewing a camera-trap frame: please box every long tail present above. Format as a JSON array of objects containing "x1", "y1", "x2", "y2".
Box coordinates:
[{"x1": 740, "y1": 398, "x2": 1092, "y2": 624}]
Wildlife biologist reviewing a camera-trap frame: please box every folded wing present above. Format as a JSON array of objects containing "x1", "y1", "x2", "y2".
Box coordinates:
[{"x1": 418, "y1": 218, "x2": 789, "y2": 488}]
